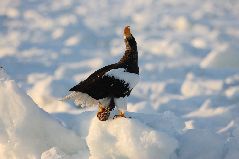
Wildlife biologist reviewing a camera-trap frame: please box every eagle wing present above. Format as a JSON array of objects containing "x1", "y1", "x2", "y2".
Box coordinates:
[{"x1": 69, "y1": 63, "x2": 132, "y2": 100}]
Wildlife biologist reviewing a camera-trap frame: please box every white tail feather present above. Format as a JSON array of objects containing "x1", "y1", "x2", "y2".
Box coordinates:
[
  {"x1": 60, "y1": 92, "x2": 79, "y2": 101},
  {"x1": 61, "y1": 91, "x2": 98, "y2": 107}
]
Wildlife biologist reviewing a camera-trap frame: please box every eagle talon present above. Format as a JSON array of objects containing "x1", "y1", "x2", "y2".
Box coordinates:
[
  {"x1": 113, "y1": 111, "x2": 130, "y2": 119},
  {"x1": 113, "y1": 115, "x2": 125, "y2": 119},
  {"x1": 113, "y1": 114, "x2": 131, "y2": 119}
]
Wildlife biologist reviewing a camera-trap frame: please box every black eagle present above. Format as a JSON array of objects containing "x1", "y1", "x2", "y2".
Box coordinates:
[{"x1": 62, "y1": 26, "x2": 139, "y2": 121}]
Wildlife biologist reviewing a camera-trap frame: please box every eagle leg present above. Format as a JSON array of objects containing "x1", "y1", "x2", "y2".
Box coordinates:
[
  {"x1": 97, "y1": 103, "x2": 110, "y2": 121},
  {"x1": 98, "y1": 103, "x2": 104, "y2": 112}
]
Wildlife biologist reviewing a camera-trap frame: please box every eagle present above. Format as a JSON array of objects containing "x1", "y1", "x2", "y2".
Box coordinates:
[{"x1": 62, "y1": 26, "x2": 139, "y2": 121}]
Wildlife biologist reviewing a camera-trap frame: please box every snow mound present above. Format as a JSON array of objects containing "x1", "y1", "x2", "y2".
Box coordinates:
[
  {"x1": 181, "y1": 73, "x2": 223, "y2": 97},
  {"x1": 0, "y1": 69, "x2": 87, "y2": 159},
  {"x1": 178, "y1": 129, "x2": 224, "y2": 159},
  {"x1": 200, "y1": 44, "x2": 239, "y2": 69},
  {"x1": 86, "y1": 117, "x2": 178, "y2": 159}
]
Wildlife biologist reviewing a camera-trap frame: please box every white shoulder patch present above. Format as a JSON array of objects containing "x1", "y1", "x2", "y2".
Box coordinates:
[{"x1": 105, "y1": 68, "x2": 139, "y2": 89}]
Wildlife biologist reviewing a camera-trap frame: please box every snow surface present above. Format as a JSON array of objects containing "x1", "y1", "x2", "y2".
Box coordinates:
[
  {"x1": 201, "y1": 44, "x2": 239, "y2": 69},
  {"x1": 1, "y1": 0, "x2": 239, "y2": 158}
]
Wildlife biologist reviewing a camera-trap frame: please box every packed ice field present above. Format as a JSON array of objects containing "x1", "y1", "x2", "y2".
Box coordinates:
[{"x1": 0, "y1": 0, "x2": 239, "y2": 158}]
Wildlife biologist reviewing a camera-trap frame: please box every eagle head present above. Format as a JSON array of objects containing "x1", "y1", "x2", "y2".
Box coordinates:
[{"x1": 124, "y1": 26, "x2": 131, "y2": 38}]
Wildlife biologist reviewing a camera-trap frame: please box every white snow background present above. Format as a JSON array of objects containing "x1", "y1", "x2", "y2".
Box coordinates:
[{"x1": 1, "y1": 0, "x2": 239, "y2": 159}]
